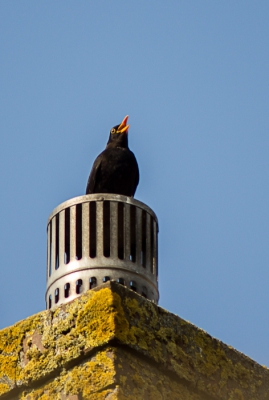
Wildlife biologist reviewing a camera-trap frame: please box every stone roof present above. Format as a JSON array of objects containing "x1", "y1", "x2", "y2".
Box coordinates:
[{"x1": 0, "y1": 281, "x2": 268, "y2": 399}]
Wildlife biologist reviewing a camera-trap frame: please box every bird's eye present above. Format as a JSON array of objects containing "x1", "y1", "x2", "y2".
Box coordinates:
[{"x1": 111, "y1": 128, "x2": 116, "y2": 134}]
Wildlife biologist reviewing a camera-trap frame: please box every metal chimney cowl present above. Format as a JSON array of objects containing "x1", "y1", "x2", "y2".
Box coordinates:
[{"x1": 46, "y1": 194, "x2": 159, "y2": 309}]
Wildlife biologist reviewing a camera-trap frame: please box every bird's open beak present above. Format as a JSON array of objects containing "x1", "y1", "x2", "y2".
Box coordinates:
[{"x1": 117, "y1": 115, "x2": 130, "y2": 134}]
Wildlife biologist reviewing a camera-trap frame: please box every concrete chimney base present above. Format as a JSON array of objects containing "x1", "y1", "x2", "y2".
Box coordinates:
[{"x1": 0, "y1": 282, "x2": 268, "y2": 400}]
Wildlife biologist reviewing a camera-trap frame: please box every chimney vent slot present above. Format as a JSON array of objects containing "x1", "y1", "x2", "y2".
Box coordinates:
[
  {"x1": 55, "y1": 214, "x2": 59, "y2": 269},
  {"x1": 48, "y1": 294, "x2": 52, "y2": 309},
  {"x1": 130, "y1": 281, "x2": 137, "y2": 291},
  {"x1": 118, "y1": 202, "x2": 124, "y2": 260},
  {"x1": 89, "y1": 277, "x2": 97, "y2": 289},
  {"x1": 64, "y1": 208, "x2": 70, "y2": 264},
  {"x1": 89, "y1": 202, "x2": 96, "y2": 258},
  {"x1": 59, "y1": 210, "x2": 65, "y2": 266},
  {"x1": 153, "y1": 220, "x2": 158, "y2": 277},
  {"x1": 103, "y1": 201, "x2": 110, "y2": 258},
  {"x1": 135, "y1": 207, "x2": 142, "y2": 265},
  {"x1": 51, "y1": 217, "x2": 56, "y2": 272},
  {"x1": 141, "y1": 210, "x2": 147, "y2": 268},
  {"x1": 150, "y1": 217, "x2": 154, "y2": 273},
  {"x1": 76, "y1": 279, "x2": 83, "y2": 294},
  {"x1": 141, "y1": 286, "x2": 148, "y2": 298},
  {"x1": 76, "y1": 203, "x2": 82, "y2": 260},
  {"x1": 55, "y1": 288, "x2": 59, "y2": 304},
  {"x1": 130, "y1": 205, "x2": 136, "y2": 262},
  {"x1": 64, "y1": 283, "x2": 70, "y2": 298}
]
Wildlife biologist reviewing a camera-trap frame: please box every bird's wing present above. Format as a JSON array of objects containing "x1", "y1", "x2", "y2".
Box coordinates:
[
  {"x1": 86, "y1": 155, "x2": 102, "y2": 194},
  {"x1": 135, "y1": 160, "x2": 140, "y2": 189},
  {"x1": 131, "y1": 152, "x2": 140, "y2": 196}
]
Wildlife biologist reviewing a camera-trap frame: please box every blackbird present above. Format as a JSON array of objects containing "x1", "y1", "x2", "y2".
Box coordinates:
[{"x1": 86, "y1": 116, "x2": 139, "y2": 197}]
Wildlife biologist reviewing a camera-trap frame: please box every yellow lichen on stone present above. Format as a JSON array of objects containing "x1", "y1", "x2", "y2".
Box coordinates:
[
  {"x1": 0, "y1": 312, "x2": 43, "y2": 394},
  {"x1": 114, "y1": 347, "x2": 204, "y2": 400},
  {"x1": 1, "y1": 282, "x2": 269, "y2": 400},
  {"x1": 116, "y1": 284, "x2": 269, "y2": 399},
  {"x1": 118, "y1": 287, "x2": 268, "y2": 399},
  {"x1": 76, "y1": 288, "x2": 128, "y2": 347},
  {"x1": 0, "y1": 383, "x2": 9, "y2": 397},
  {"x1": 20, "y1": 349, "x2": 116, "y2": 400}
]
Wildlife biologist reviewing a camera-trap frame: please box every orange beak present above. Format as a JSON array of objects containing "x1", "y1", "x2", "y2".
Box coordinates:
[{"x1": 117, "y1": 115, "x2": 130, "y2": 134}]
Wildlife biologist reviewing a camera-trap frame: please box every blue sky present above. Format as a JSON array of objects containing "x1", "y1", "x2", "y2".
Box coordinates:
[{"x1": 1, "y1": 1, "x2": 269, "y2": 366}]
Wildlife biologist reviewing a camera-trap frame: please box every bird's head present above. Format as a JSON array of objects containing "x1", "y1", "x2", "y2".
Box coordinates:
[{"x1": 107, "y1": 115, "x2": 130, "y2": 147}]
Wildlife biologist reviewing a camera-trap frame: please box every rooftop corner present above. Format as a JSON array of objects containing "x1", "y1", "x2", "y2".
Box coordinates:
[{"x1": 0, "y1": 282, "x2": 268, "y2": 399}]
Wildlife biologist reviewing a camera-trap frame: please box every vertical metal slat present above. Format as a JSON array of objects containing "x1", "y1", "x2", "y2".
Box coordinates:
[
  {"x1": 110, "y1": 202, "x2": 118, "y2": 258},
  {"x1": 47, "y1": 223, "x2": 51, "y2": 278},
  {"x1": 124, "y1": 203, "x2": 131, "y2": 261},
  {"x1": 136, "y1": 207, "x2": 142, "y2": 265},
  {"x1": 153, "y1": 220, "x2": 158, "y2": 276},
  {"x1": 59, "y1": 210, "x2": 65, "y2": 267},
  {"x1": 70, "y1": 205, "x2": 76, "y2": 260},
  {"x1": 51, "y1": 217, "x2": 56, "y2": 271},
  {"x1": 146, "y1": 213, "x2": 151, "y2": 271},
  {"x1": 96, "y1": 201, "x2": 104, "y2": 258},
  {"x1": 82, "y1": 202, "x2": 90, "y2": 258}
]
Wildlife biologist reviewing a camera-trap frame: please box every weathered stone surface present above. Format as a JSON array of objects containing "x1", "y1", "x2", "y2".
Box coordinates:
[{"x1": 0, "y1": 282, "x2": 268, "y2": 399}]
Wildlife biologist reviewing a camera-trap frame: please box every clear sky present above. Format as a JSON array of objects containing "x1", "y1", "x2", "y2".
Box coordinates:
[{"x1": 0, "y1": 1, "x2": 269, "y2": 366}]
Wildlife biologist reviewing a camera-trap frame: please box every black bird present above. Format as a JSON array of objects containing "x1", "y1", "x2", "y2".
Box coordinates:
[{"x1": 86, "y1": 116, "x2": 139, "y2": 197}]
